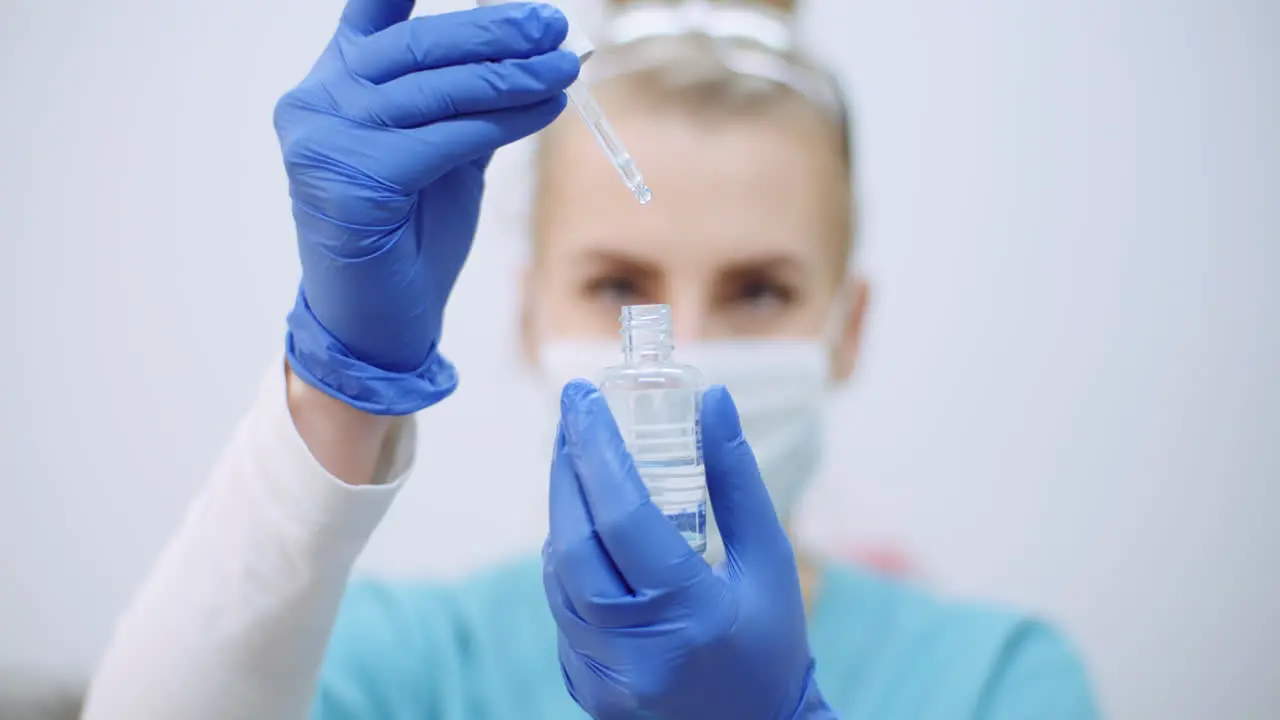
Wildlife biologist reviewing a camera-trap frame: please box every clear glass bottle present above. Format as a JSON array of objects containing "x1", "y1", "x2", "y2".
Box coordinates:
[{"x1": 599, "y1": 304, "x2": 708, "y2": 554}]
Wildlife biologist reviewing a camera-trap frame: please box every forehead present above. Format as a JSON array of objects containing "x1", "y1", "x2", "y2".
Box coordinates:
[{"x1": 533, "y1": 96, "x2": 848, "y2": 274}]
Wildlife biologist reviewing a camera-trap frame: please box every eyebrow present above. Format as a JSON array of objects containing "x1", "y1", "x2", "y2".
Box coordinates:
[
  {"x1": 571, "y1": 249, "x2": 807, "y2": 276},
  {"x1": 718, "y1": 254, "x2": 807, "y2": 277},
  {"x1": 571, "y1": 249, "x2": 662, "y2": 275}
]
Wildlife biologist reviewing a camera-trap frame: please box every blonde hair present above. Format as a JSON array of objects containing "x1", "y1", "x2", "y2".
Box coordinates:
[{"x1": 533, "y1": 0, "x2": 856, "y2": 259}]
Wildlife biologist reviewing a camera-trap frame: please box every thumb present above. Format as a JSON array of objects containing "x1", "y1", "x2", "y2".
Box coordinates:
[{"x1": 701, "y1": 385, "x2": 790, "y2": 569}]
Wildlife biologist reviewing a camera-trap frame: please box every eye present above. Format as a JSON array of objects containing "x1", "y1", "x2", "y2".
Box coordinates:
[
  {"x1": 585, "y1": 276, "x2": 643, "y2": 305},
  {"x1": 735, "y1": 278, "x2": 795, "y2": 310}
]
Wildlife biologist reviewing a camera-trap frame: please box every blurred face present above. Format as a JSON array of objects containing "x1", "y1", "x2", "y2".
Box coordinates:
[{"x1": 524, "y1": 91, "x2": 868, "y2": 381}]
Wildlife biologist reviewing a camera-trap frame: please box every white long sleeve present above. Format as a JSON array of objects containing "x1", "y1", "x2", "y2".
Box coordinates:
[{"x1": 82, "y1": 362, "x2": 416, "y2": 720}]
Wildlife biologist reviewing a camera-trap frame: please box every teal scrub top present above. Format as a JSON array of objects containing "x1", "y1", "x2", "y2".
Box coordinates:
[{"x1": 312, "y1": 559, "x2": 1099, "y2": 719}]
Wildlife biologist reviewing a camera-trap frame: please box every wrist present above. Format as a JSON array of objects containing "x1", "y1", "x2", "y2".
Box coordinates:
[
  {"x1": 285, "y1": 287, "x2": 459, "y2": 415},
  {"x1": 286, "y1": 362, "x2": 395, "y2": 486}
]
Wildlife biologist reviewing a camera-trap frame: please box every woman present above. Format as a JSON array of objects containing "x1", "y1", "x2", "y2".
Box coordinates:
[{"x1": 83, "y1": 1, "x2": 1100, "y2": 718}]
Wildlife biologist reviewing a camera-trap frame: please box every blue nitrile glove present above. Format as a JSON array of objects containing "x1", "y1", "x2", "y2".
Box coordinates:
[
  {"x1": 274, "y1": 0, "x2": 579, "y2": 414},
  {"x1": 542, "y1": 381, "x2": 840, "y2": 720}
]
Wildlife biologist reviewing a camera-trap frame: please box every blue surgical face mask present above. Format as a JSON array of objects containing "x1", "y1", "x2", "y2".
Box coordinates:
[{"x1": 535, "y1": 304, "x2": 844, "y2": 562}]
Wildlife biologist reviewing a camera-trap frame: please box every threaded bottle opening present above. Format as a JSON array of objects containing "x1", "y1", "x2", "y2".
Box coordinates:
[{"x1": 620, "y1": 304, "x2": 674, "y2": 356}]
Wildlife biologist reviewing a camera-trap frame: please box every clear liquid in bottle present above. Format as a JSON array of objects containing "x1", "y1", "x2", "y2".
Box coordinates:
[{"x1": 598, "y1": 304, "x2": 707, "y2": 553}]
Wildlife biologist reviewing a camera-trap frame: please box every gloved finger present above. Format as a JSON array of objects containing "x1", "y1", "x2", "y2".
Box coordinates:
[
  {"x1": 560, "y1": 381, "x2": 709, "y2": 593},
  {"x1": 701, "y1": 385, "x2": 791, "y2": 570},
  {"x1": 548, "y1": 527, "x2": 682, "y2": 632},
  {"x1": 381, "y1": 94, "x2": 567, "y2": 189},
  {"x1": 556, "y1": 633, "x2": 585, "y2": 707},
  {"x1": 548, "y1": 420, "x2": 631, "y2": 609},
  {"x1": 541, "y1": 543, "x2": 600, "y2": 646},
  {"x1": 557, "y1": 633, "x2": 631, "y2": 716},
  {"x1": 548, "y1": 416, "x2": 674, "y2": 629},
  {"x1": 339, "y1": 0, "x2": 414, "y2": 36},
  {"x1": 348, "y1": 4, "x2": 569, "y2": 85},
  {"x1": 543, "y1": 552, "x2": 664, "y2": 684},
  {"x1": 359, "y1": 52, "x2": 579, "y2": 128}
]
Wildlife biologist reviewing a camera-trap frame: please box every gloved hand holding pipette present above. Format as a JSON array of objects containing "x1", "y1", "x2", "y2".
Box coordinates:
[
  {"x1": 544, "y1": 381, "x2": 839, "y2": 720},
  {"x1": 275, "y1": 1, "x2": 580, "y2": 415}
]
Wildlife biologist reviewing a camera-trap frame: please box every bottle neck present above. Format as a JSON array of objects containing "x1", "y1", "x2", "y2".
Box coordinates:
[
  {"x1": 623, "y1": 346, "x2": 674, "y2": 363},
  {"x1": 622, "y1": 326, "x2": 674, "y2": 364}
]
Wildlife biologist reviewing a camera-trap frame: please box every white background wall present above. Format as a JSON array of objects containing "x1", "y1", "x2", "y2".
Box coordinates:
[{"x1": 2, "y1": 0, "x2": 1277, "y2": 717}]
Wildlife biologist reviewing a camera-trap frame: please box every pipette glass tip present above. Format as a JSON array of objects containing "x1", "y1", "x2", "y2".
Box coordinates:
[
  {"x1": 634, "y1": 183, "x2": 652, "y2": 205},
  {"x1": 566, "y1": 82, "x2": 652, "y2": 206}
]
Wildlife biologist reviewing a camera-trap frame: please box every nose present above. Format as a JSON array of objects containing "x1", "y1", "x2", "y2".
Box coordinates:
[{"x1": 668, "y1": 297, "x2": 706, "y2": 344}]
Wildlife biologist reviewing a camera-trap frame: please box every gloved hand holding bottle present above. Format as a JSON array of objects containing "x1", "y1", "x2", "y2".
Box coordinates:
[
  {"x1": 544, "y1": 380, "x2": 840, "y2": 720},
  {"x1": 274, "y1": 0, "x2": 580, "y2": 414}
]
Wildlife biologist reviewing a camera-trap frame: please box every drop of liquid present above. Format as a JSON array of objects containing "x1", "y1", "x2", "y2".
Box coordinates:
[{"x1": 635, "y1": 184, "x2": 653, "y2": 205}]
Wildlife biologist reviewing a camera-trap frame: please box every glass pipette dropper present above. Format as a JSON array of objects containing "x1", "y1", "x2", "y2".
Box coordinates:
[
  {"x1": 566, "y1": 82, "x2": 653, "y2": 205},
  {"x1": 473, "y1": 0, "x2": 649, "y2": 204}
]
